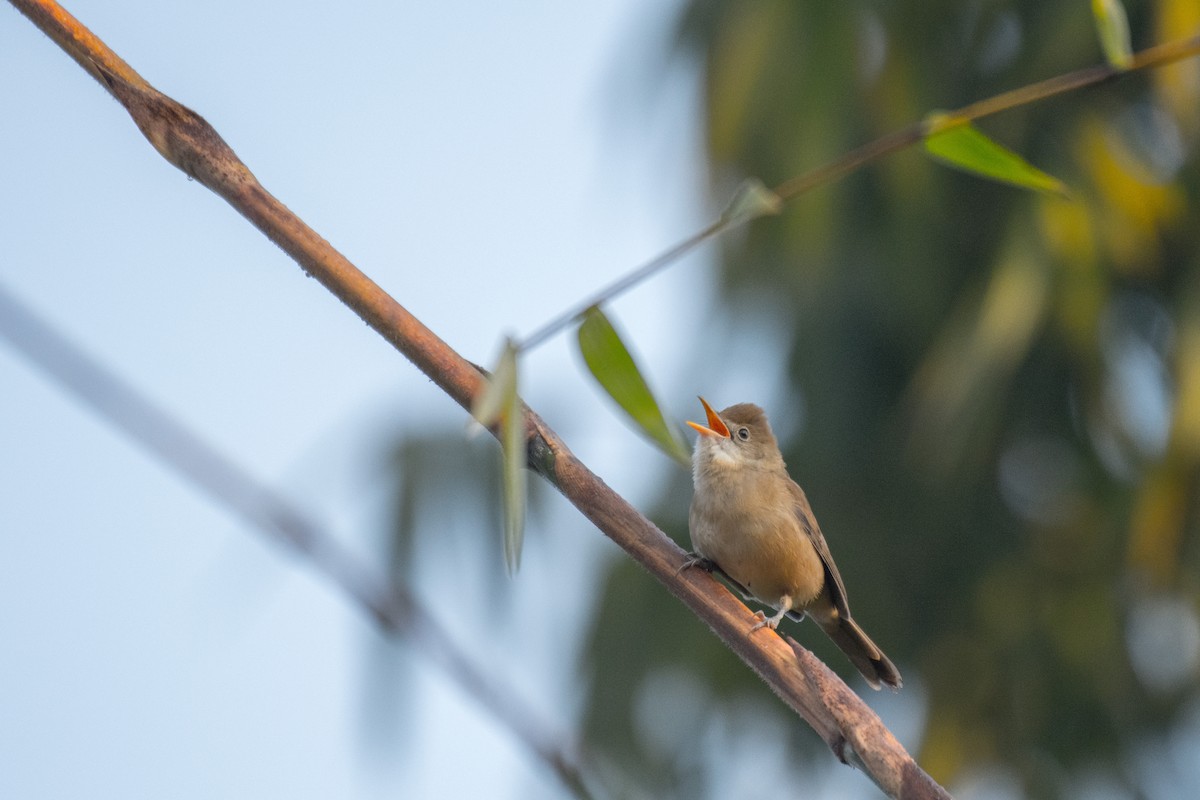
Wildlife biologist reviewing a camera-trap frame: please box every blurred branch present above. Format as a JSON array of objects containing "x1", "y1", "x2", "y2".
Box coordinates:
[
  {"x1": 11, "y1": 0, "x2": 945, "y2": 794},
  {"x1": 0, "y1": 284, "x2": 596, "y2": 800}
]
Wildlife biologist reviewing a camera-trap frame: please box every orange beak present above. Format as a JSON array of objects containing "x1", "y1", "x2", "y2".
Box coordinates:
[{"x1": 687, "y1": 396, "x2": 730, "y2": 438}]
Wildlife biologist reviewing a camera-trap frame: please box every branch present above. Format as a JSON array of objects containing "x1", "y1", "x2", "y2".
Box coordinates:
[
  {"x1": 514, "y1": 32, "x2": 1200, "y2": 350},
  {"x1": 516, "y1": 219, "x2": 725, "y2": 352},
  {"x1": 10, "y1": 0, "x2": 946, "y2": 794},
  {"x1": 0, "y1": 284, "x2": 596, "y2": 800},
  {"x1": 791, "y1": 642, "x2": 950, "y2": 799}
]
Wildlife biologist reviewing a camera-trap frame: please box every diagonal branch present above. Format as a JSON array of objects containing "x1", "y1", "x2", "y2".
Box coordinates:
[{"x1": 10, "y1": 1, "x2": 947, "y2": 795}]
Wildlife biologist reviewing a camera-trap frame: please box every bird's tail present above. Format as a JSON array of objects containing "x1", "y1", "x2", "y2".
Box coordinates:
[{"x1": 819, "y1": 615, "x2": 902, "y2": 691}]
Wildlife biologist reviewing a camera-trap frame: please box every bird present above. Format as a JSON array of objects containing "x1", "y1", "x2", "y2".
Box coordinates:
[{"x1": 684, "y1": 396, "x2": 902, "y2": 690}]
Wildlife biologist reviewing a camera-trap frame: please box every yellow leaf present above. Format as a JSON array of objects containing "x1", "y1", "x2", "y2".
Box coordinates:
[{"x1": 1091, "y1": 0, "x2": 1134, "y2": 71}]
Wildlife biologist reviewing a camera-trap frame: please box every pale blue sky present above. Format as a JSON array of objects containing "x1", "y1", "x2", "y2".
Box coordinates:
[{"x1": 2, "y1": 2, "x2": 723, "y2": 797}]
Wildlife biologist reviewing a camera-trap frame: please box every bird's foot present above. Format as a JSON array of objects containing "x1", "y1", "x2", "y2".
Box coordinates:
[
  {"x1": 749, "y1": 601, "x2": 791, "y2": 633},
  {"x1": 675, "y1": 554, "x2": 716, "y2": 577}
]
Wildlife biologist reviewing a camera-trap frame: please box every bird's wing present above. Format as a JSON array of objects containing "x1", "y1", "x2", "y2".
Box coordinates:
[{"x1": 791, "y1": 482, "x2": 852, "y2": 619}]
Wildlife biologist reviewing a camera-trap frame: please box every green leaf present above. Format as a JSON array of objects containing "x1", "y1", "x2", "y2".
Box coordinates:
[
  {"x1": 1091, "y1": 0, "x2": 1133, "y2": 71},
  {"x1": 470, "y1": 339, "x2": 526, "y2": 573},
  {"x1": 470, "y1": 339, "x2": 518, "y2": 428},
  {"x1": 719, "y1": 178, "x2": 783, "y2": 227},
  {"x1": 577, "y1": 307, "x2": 691, "y2": 465},
  {"x1": 923, "y1": 114, "x2": 1069, "y2": 197},
  {"x1": 501, "y1": 362, "x2": 526, "y2": 574}
]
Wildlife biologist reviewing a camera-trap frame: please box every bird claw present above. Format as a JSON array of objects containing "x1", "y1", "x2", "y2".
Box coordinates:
[
  {"x1": 675, "y1": 554, "x2": 716, "y2": 577},
  {"x1": 749, "y1": 610, "x2": 771, "y2": 632},
  {"x1": 749, "y1": 606, "x2": 788, "y2": 633}
]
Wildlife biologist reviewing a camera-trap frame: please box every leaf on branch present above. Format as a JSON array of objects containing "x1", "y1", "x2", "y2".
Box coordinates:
[
  {"x1": 471, "y1": 338, "x2": 518, "y2": 428},
  {"x1": 1091, "y1": 0, "x2": 1134, "y2": 71},
  {"x1": 471, "y1": 338, "x2": 526, "y2": 573},
  {"x1": 577, "y1": 307, "x2": 691, "y2": 466},
  {"x1": 500, "y1": 367, "x2": 526, "y2": 573},
  {"x1": 719, "y1": 178, "x2": 783, "y2": 227},
  {"x1": 923, "y1": 113, "x2": 1070, "y2": 198}
]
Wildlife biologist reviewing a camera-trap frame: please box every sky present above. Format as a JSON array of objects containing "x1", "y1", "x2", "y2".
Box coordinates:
[{"x1": 0, "y1": 1, "x2": 734, "y2": 797}]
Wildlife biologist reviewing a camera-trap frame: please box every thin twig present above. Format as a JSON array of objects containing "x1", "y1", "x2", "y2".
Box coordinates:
[
  {"x1": 515, "y1": 32, "x2": 1200, "y2": 349},
  {"x1": 516, "y1": 219, "x2": 724, "y2": 352},
  {"x1": 0, "y1": 283, "x2": 597, "y2": 800},
  {"x1": 951, "y1": 32, "x2": 1200, "y2": 124}
]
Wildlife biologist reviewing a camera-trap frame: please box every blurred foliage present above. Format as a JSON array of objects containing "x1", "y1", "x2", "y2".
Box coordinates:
[
  {"x1": 369, "y1": 428, "x2": 520, "y2": 745},
  {"x1": 578, "y1": 1, "x2": 1200, "y2": 798}
]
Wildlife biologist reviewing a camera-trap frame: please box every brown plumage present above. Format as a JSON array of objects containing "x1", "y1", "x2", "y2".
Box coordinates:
[{"x1": 687, "y1": 398, "x2": 901, "y2": 691}]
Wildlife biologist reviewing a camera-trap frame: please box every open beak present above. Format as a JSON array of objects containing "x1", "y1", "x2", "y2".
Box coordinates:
[{"x1": 687, "y1": 396, "x2": 730, "y2": 438}]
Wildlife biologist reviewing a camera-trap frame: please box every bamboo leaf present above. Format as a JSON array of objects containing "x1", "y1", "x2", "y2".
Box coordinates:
[
  {"x1": 470, "y1": 339, "x2": 526, "y2": 572},
  {"x1": 471, "y1": 339, "x2": 518, "y2": 428},
  {"x1": 1091, "y1": 0, "x2": 1134, "y2": 71},
  {"x1": 501, "y1": 363, "x2": 526, "y2": 573},
  {"x1": 923, "y1": 114, "x2": 1070, "y2": 197},
  {"x1": 577, "y1": 307, "x2": 691, "y2": 465}
]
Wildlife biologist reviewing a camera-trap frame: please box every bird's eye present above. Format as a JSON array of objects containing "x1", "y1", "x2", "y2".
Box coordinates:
[{"x1": 737, "y1": 427, "x2": 750, "y2": 441}]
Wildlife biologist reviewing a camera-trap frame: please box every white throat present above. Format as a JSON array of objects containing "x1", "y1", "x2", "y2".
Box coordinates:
[{"x1": 692, "y1": 436, "x2": 748, "y2": 486}]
